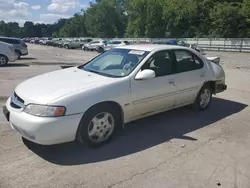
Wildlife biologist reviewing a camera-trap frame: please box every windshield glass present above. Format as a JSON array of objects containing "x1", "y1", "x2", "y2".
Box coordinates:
[{"x1": 79, "y1": 48, "x2": 149, "y2": 77}]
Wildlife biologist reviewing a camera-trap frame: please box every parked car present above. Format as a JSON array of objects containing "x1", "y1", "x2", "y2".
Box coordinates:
[
  {"x1": 83, "y1": 40, "x2": 106, "y2": 51},
  {"x1": 45, "y1": 39, "x2": 53, "y2": 45},
  {"x1": 57, "y1": 39, "x2": 64, "y2": 48},
  {"x1": 0, "y1": 41, "x2": 18, "y2": 66},
  {"x1": 2, "y1": 44, "x2": 227, "y2": 147},
  {"x1": 186, "y1": 43, "x2": 205, "y2": 55},
  {"x1": 64, "y1": 38, "x2": 92, "y2": 49},
  {"x1": 22, "y1": 38, "x2": 31, "y2": 43},
  {"x1": 0, "y1": 37, "x2": 28, "y2": 59},
  {"x1": 96, "y1": 40, "x2": 129, "y2": 53},
  {"x1": 134, "y1": 41, "x2": 152, "y2": 44},
  {"x1": 47, "y1": 38, "x2": 58, "y2": 46}
]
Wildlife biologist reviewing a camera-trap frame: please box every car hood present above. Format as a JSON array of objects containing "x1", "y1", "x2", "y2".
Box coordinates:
[{"x1": 15, "y1": 67, "x2": 114, "y2": 104}]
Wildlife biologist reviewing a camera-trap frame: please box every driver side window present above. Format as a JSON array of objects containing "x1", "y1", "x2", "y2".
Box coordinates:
[{"x1": 142, "y1": 50, "x2": 173, "y2": 77}]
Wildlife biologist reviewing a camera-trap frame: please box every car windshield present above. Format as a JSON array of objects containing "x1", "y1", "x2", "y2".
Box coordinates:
[{"x1": 79, "y1": 48, "x2": 149, "y2": 77}]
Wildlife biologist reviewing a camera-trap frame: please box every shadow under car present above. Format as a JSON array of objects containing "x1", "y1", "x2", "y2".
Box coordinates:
[{"x1": 23, "y1": 97, "x2": 248, "y2": 166}]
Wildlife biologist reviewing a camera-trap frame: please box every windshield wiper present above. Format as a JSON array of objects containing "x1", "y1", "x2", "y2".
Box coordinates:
[{"x1": 84, "y1": 68, "x2": 112, "y2": 77}]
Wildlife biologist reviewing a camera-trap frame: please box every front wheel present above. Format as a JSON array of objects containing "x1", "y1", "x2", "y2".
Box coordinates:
[
  {"x1": 193, "y1": 85, "x2": 212, "y2": 111},
  {"x1": 0, "y1": 55, "x2": 8, "y2": 66},
  {"x1": 76, "y1": 104, "x2": 120, "y2": 147}
]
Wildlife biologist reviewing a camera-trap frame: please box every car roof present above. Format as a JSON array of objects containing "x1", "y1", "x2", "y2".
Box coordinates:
[
  {"x1": 0, "y1": 36, "x2": 21, "y2": 40},
  {"x1": 115, "y1": 44, "x2": 188, "y2": 52}
]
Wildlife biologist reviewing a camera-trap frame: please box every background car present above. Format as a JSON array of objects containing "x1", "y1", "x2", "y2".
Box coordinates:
[
  {"x1": 64, "y1": 38, "x2": 92, "y2": 49},
  {"x1": 0, "y1": 36, "x2": 28, "y2": 59},
  {"x1": 83, "y1": 40, "x2": 106, "y2": 51},
  {"x1": 96, "y1": 40, "x2": 128, "y2": 53},
  {"x1": 0, "y1": 41, "x2": 17, "y2": 66},
  {"x1": 53, "y1": 38, "x2": 63, "y2": 47}
]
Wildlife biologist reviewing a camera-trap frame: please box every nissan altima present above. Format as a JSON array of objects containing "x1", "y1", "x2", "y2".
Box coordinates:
[{"x1": 2, "y1": 45, "x2": 227, "y2": 147}]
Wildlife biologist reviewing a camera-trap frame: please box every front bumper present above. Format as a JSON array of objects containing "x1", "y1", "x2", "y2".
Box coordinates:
[{"x1": 3, "y1": 98, "x2": 83, "y2": 145}]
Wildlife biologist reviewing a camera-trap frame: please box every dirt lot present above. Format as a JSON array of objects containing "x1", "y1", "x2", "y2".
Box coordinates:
[{"x1": 0, "y1": 44, "x2": 250, "y2": 188}]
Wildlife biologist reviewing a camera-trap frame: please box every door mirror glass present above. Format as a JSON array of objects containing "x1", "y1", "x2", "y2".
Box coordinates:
[{"x1": 135, "y1": 69, "x2": 155, "y2": 80}]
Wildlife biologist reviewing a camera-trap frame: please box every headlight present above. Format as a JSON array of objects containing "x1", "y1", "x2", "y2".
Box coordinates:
[{"x1": 24, "y1": 104, "x2": 66, "y2": 117}]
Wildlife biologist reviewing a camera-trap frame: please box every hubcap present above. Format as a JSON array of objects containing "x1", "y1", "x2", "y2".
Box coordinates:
[
  {"x1": 88, "y1": 112, "x2": 115, "y2": 143},
  {"x1": 0, "y1": 56, "x2": 6, "y2": 65},
  {"x1": 199, "y1": 89, "x2": 211, "y2": 108}
]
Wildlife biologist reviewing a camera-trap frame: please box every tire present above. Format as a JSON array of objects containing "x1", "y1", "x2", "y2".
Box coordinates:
[
  {"x1": 98, "y1": 47, "x2": 104, "y2": 53},
  {"x1": 65, "y1": 45, "x2": 69, "y2": 49},
  {"x1": 76, "y1": 104, "x2": 121, "y2": 148},
  {"x1": 193, "y1": 84, "x2": 212, "y2": 111},
  {"x1": 0, "y1": 55, "x2": 8, "y2": 66},
  {"x1": 15, "y1": 51, "x2": 21, "y2": 59}
]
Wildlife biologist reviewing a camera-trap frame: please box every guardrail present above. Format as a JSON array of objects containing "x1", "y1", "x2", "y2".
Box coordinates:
[
  {"x1": 180, "y1": 38, "x2": 250, "y2": 52},
  {"x1": 89, "y1": 38, "x2": 250, "y2": 52},
  {"x1": 38, "y1": 37, "x2": 250, "y2": 52}
]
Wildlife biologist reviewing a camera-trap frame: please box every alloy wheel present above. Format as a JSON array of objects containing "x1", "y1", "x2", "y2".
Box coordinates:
[{"x1": 87, "y1": 112, "x2": 115, "y2": 143}]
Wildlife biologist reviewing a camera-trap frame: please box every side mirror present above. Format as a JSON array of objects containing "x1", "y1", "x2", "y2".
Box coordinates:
[{"x1": 135, "y1": 69, "x2": 155, "y2": 80}]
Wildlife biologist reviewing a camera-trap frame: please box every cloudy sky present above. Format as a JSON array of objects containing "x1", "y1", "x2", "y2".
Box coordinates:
[{"x1": 0, "y1": 0, "x2": 94, "y2": 26}]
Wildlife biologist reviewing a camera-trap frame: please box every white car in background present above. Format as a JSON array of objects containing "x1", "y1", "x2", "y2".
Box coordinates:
[
  {"x1": 83, "y1": 40, "x2": 106, "y2": 51},
  {"x1": 0, "y1": 41, "x2": 17, "y2": 66},
  {"x1": 96, "y1": 40, "x2": 129, "y2": 53},
  {"x1": 3, "y1": 45, "x2": 227, "y2": 147}
]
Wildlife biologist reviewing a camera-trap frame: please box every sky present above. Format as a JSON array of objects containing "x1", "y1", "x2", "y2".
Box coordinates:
[{"x1": 0, "y1": 0, "x2": 94, "y2": 26}]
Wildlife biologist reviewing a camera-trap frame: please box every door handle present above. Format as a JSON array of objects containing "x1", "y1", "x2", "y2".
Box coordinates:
[{"x1": 200, "y1": 73, "x2": 205, "y2": 77}]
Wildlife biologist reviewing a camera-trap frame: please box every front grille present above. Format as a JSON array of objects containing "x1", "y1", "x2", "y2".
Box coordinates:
[{"x1": 10, "y1": 92, "x2": 25, "y2": 109}]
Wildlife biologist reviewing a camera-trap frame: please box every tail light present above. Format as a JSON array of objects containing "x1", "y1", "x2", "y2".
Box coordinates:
[{"x1": 22, "y1": 43, "x2": 27, "y2": 47}]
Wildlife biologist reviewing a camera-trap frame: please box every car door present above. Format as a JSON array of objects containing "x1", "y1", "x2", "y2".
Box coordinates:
[
  {"x1": 73, "y1": 39, "x2": 79, "y2": 48},
  {"x1": 89, "y1": 41, "x2": 96, "y2": 49},
  {"x1": 173, "y1": 49, "x2": 205, "y2": 107},
  {"x1": 130, "y1": 50, "x2": 177, "y2": 119}
]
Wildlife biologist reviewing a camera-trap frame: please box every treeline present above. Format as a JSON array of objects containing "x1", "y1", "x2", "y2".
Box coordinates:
[{"x1": 1, "y1": 0, "x2": 250, "y2": 38}]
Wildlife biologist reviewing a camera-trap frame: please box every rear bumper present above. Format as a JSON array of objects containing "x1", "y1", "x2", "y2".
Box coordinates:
[
  {"x1": 216, "y1": 84, "x2": 227, "y2": 93},
  {"x1": 21, "y1": 48, "x2": 28, "y2": 56},
  {"x1": 8, "y1": 53, "x2": 18, "y2": 62}
]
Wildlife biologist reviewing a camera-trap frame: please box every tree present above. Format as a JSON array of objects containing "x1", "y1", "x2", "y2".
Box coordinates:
[
  {"x1": 209, "y1": 2, "x2": 247, "y2": 38},
  {"x1": 1, "y1": 0, "x2": 250, "y2": 38}
]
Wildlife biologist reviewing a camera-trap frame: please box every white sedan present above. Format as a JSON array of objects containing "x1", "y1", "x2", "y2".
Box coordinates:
[{"x1": 2, "y1": 45, "x2": 227, "y2": 147}]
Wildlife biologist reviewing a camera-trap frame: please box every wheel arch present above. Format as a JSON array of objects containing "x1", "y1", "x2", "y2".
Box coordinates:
[
  {"x1": 75, "y1": 100, "x2": 125, "y2": 140},
  {"x1": 0, "y1": 54, "x2": 9, "y2": 61},
  {"x1": 203, "y1": 81, "x2": 216, "y2": 94}
]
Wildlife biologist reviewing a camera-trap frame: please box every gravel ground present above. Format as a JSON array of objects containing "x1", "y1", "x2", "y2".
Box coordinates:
[{"x1": 0, "y1": 44, "x2": 250, "y2": 188}]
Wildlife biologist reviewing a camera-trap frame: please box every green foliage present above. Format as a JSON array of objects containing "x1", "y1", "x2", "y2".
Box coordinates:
[{"x1": 0, "y1": 0, "x2": 250, "y2": 38}]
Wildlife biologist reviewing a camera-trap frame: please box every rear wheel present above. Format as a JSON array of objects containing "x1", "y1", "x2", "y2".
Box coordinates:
[
  {"x1": 76, "y1": 104, "x2": 121, "y2": 147},
  {"x1": 65, "y1": 45, "x2": 69, "y2": 49},
  {"x1": 0, "y1": 55, "x2": 8, "y2": 66},
  {"x1": 193, "y1": 84, "x2": 212, "y2": 111},
  {"x1": 98, "y1": 47, "x2": 104, "y2": 53}
]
